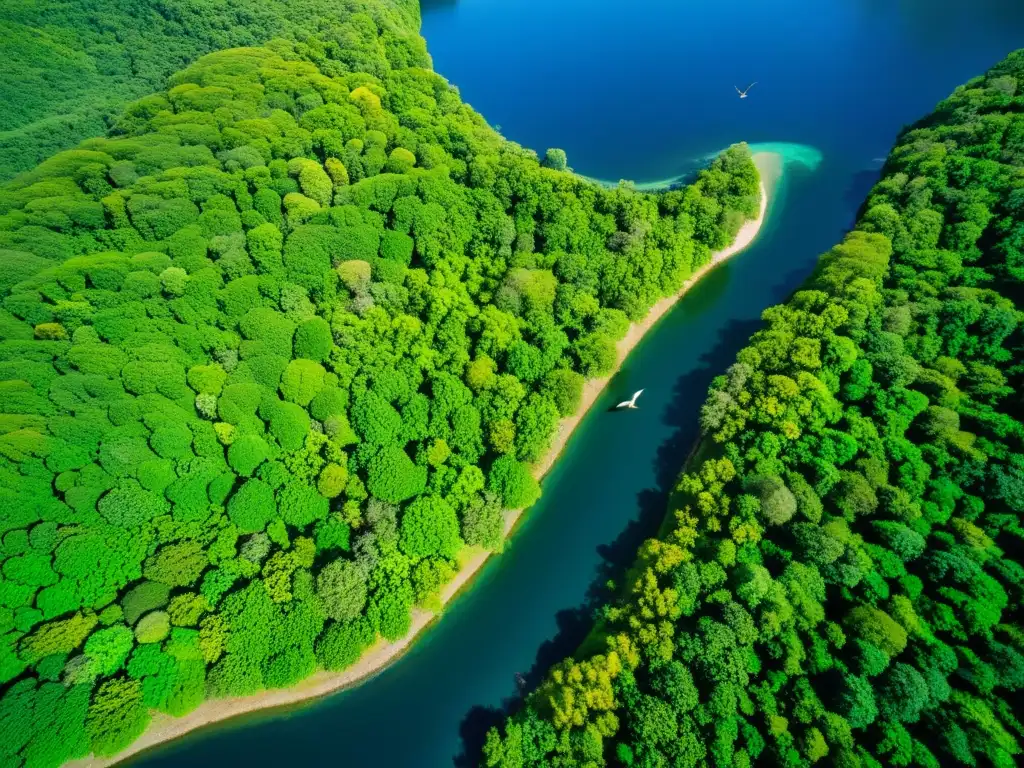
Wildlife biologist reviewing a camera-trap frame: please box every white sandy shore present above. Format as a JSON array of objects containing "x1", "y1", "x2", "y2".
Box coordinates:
[{"x1": 67, "y1": 153, "x2": 775, "y2": 768}]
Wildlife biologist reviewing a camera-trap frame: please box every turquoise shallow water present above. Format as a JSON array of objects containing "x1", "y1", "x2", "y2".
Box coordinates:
[
  {"x1": 586, "y1": 142, "x2": 822, "y2": 191},
  {"x1": 131, "y1": 1, "x2": 1024, "y2": 766}
]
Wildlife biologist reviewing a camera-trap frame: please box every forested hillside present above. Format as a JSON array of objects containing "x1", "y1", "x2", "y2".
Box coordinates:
[
  {"x1": 0, "y1": 0, "x2": 422, "y2": 180},
  {"x1": 0, "y1": 2, "x2": 761, "y2": 765},
  {"x1": 483, "y1": 50, "x2": 1024, "y2": 768}
]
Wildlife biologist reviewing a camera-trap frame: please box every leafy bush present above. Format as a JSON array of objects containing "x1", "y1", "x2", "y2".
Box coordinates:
[
  {"x1": 121, "y1": 582, "x2": 171, "y2": 627},
  {"x1": 227, "y1": 479, "x2": 277, "y2": 534},
  {"x1": 399, "y1": 495, "x2": 462, "y2": 559},
  {"x1": 134, "y1": 612, "x2": 171, "y2": 644},
  {"x1": 227, "y1": 434, "x2": 270, "y2": 477},
  {"x1": 366, "y1": 445, "x2": 427, "y2": 503},
  {"x1": 293, "y1": 317, "x2": 333, "y2": 361},
  {"x1": 487, "y1": 456, "x2": 541, "y2": 510}
]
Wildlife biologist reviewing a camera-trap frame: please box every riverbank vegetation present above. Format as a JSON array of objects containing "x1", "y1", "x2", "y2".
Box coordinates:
[
  {"x1": 0, "y1": 2, "x2": 762, "y2": 764},
  {"x1": 484, "y1": 50, "x2": 1024, "y2": 768}
]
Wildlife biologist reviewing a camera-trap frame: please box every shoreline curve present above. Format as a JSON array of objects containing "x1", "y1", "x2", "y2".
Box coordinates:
[{"x1": 67, "y1": 152, "x2": 776, "y2": 768}]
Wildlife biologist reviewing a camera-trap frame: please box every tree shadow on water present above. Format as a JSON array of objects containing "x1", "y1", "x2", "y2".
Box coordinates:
[
  {"x1": 844, "y1": 168, "x2": 882, "y2": 225},
  {"x1": 452, "y1": 603, "x2": 601, "y2": 766},
  {"x1": 453, "y1": 316, "x2": 769, "y2": 766},
  {"x1": 654, "y1": 316, "x2": 764, "y2": 475},
  {"x1": 420, "y1": 0, "x2": 459, "y2": 11},
  {"x1": 455, "y1": 704, "x2": 507, "y2": 767},
  {"x1": 602, "y1": 366, "x2": 632, "y2": 412}
]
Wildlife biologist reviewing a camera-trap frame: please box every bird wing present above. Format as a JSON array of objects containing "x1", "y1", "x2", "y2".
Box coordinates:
[
  {"x1": 734, "y1": 85, "x2": 742, "y2": 95},
  {"x1": 633, "y1": 389, "x2": 645, "y2": 401},
  {"x1": 615, "y1": 400, "x2": 631, "y2": 409},
  {"x1": 746, "y1": 82, "x2": 758, "y2": 92}
]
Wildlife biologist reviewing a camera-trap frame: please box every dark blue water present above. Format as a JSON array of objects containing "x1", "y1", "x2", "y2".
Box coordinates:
[
  {"x1": 131, "y1": 2, "x2": 1024, "y2": 766},
  {"x1": 421, "y1": 0, "x2": 1023, "y2": 184}
]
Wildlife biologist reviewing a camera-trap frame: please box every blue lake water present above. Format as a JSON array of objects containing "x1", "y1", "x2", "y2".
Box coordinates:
[{"x1": 131, "y1": 1, "x2": 1024, "y2": 766}]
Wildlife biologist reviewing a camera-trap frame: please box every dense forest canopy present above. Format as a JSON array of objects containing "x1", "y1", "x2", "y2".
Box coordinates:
[
  {"x1": 483, "y1": 50, "x2": 1024, "y2": 768},
  {"x1": 0, "y1": 2, "x2": 761, "y2": 765},
  {"x1": 0, "y1": 0, "x2": 423, "y2": 181}
]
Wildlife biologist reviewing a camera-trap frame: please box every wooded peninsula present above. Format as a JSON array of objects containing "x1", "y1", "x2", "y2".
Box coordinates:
[{"x1": 0, "y1": 2, "x2": 764, "y2": 765}]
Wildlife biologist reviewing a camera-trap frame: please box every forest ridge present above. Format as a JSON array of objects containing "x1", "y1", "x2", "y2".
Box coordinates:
[{"x1": 0, "y1": 0, "x2": 423, "y2": 180}]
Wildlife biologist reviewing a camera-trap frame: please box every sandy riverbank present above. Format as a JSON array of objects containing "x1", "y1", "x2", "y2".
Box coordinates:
[{"x1": 68, "y1": 153, "x2": 775, "y2": 768}]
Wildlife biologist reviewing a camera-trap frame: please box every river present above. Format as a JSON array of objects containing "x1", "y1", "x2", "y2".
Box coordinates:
[{"x1": 130, "y1": 1, "x2": 1024, "y2": 766}]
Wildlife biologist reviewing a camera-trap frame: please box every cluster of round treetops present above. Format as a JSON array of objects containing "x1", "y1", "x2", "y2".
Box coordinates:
[{"x1": 0, "y1": 0, "x2": 761, "y2": 764}]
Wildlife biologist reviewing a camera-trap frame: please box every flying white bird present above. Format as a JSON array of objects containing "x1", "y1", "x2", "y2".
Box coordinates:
[
  {"x1": 616, "y1": 389, "x2": 645, "y2": 410},
  {"x1": 735, "y1": 82, "x2": 757, "y2": 99}
]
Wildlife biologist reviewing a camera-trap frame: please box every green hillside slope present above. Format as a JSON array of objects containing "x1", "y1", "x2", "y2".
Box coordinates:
[
  {"x1": 0, "y1": 0, "x2": 422, "y2": 180},
  {"x1": 484, "y1": 50, "x2": 1024, "y2": 768}
]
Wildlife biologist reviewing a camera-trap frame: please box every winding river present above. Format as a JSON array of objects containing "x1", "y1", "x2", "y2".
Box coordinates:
[{"x1": 130, "y1": 0, "x2": 1024, "y2": 765}]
